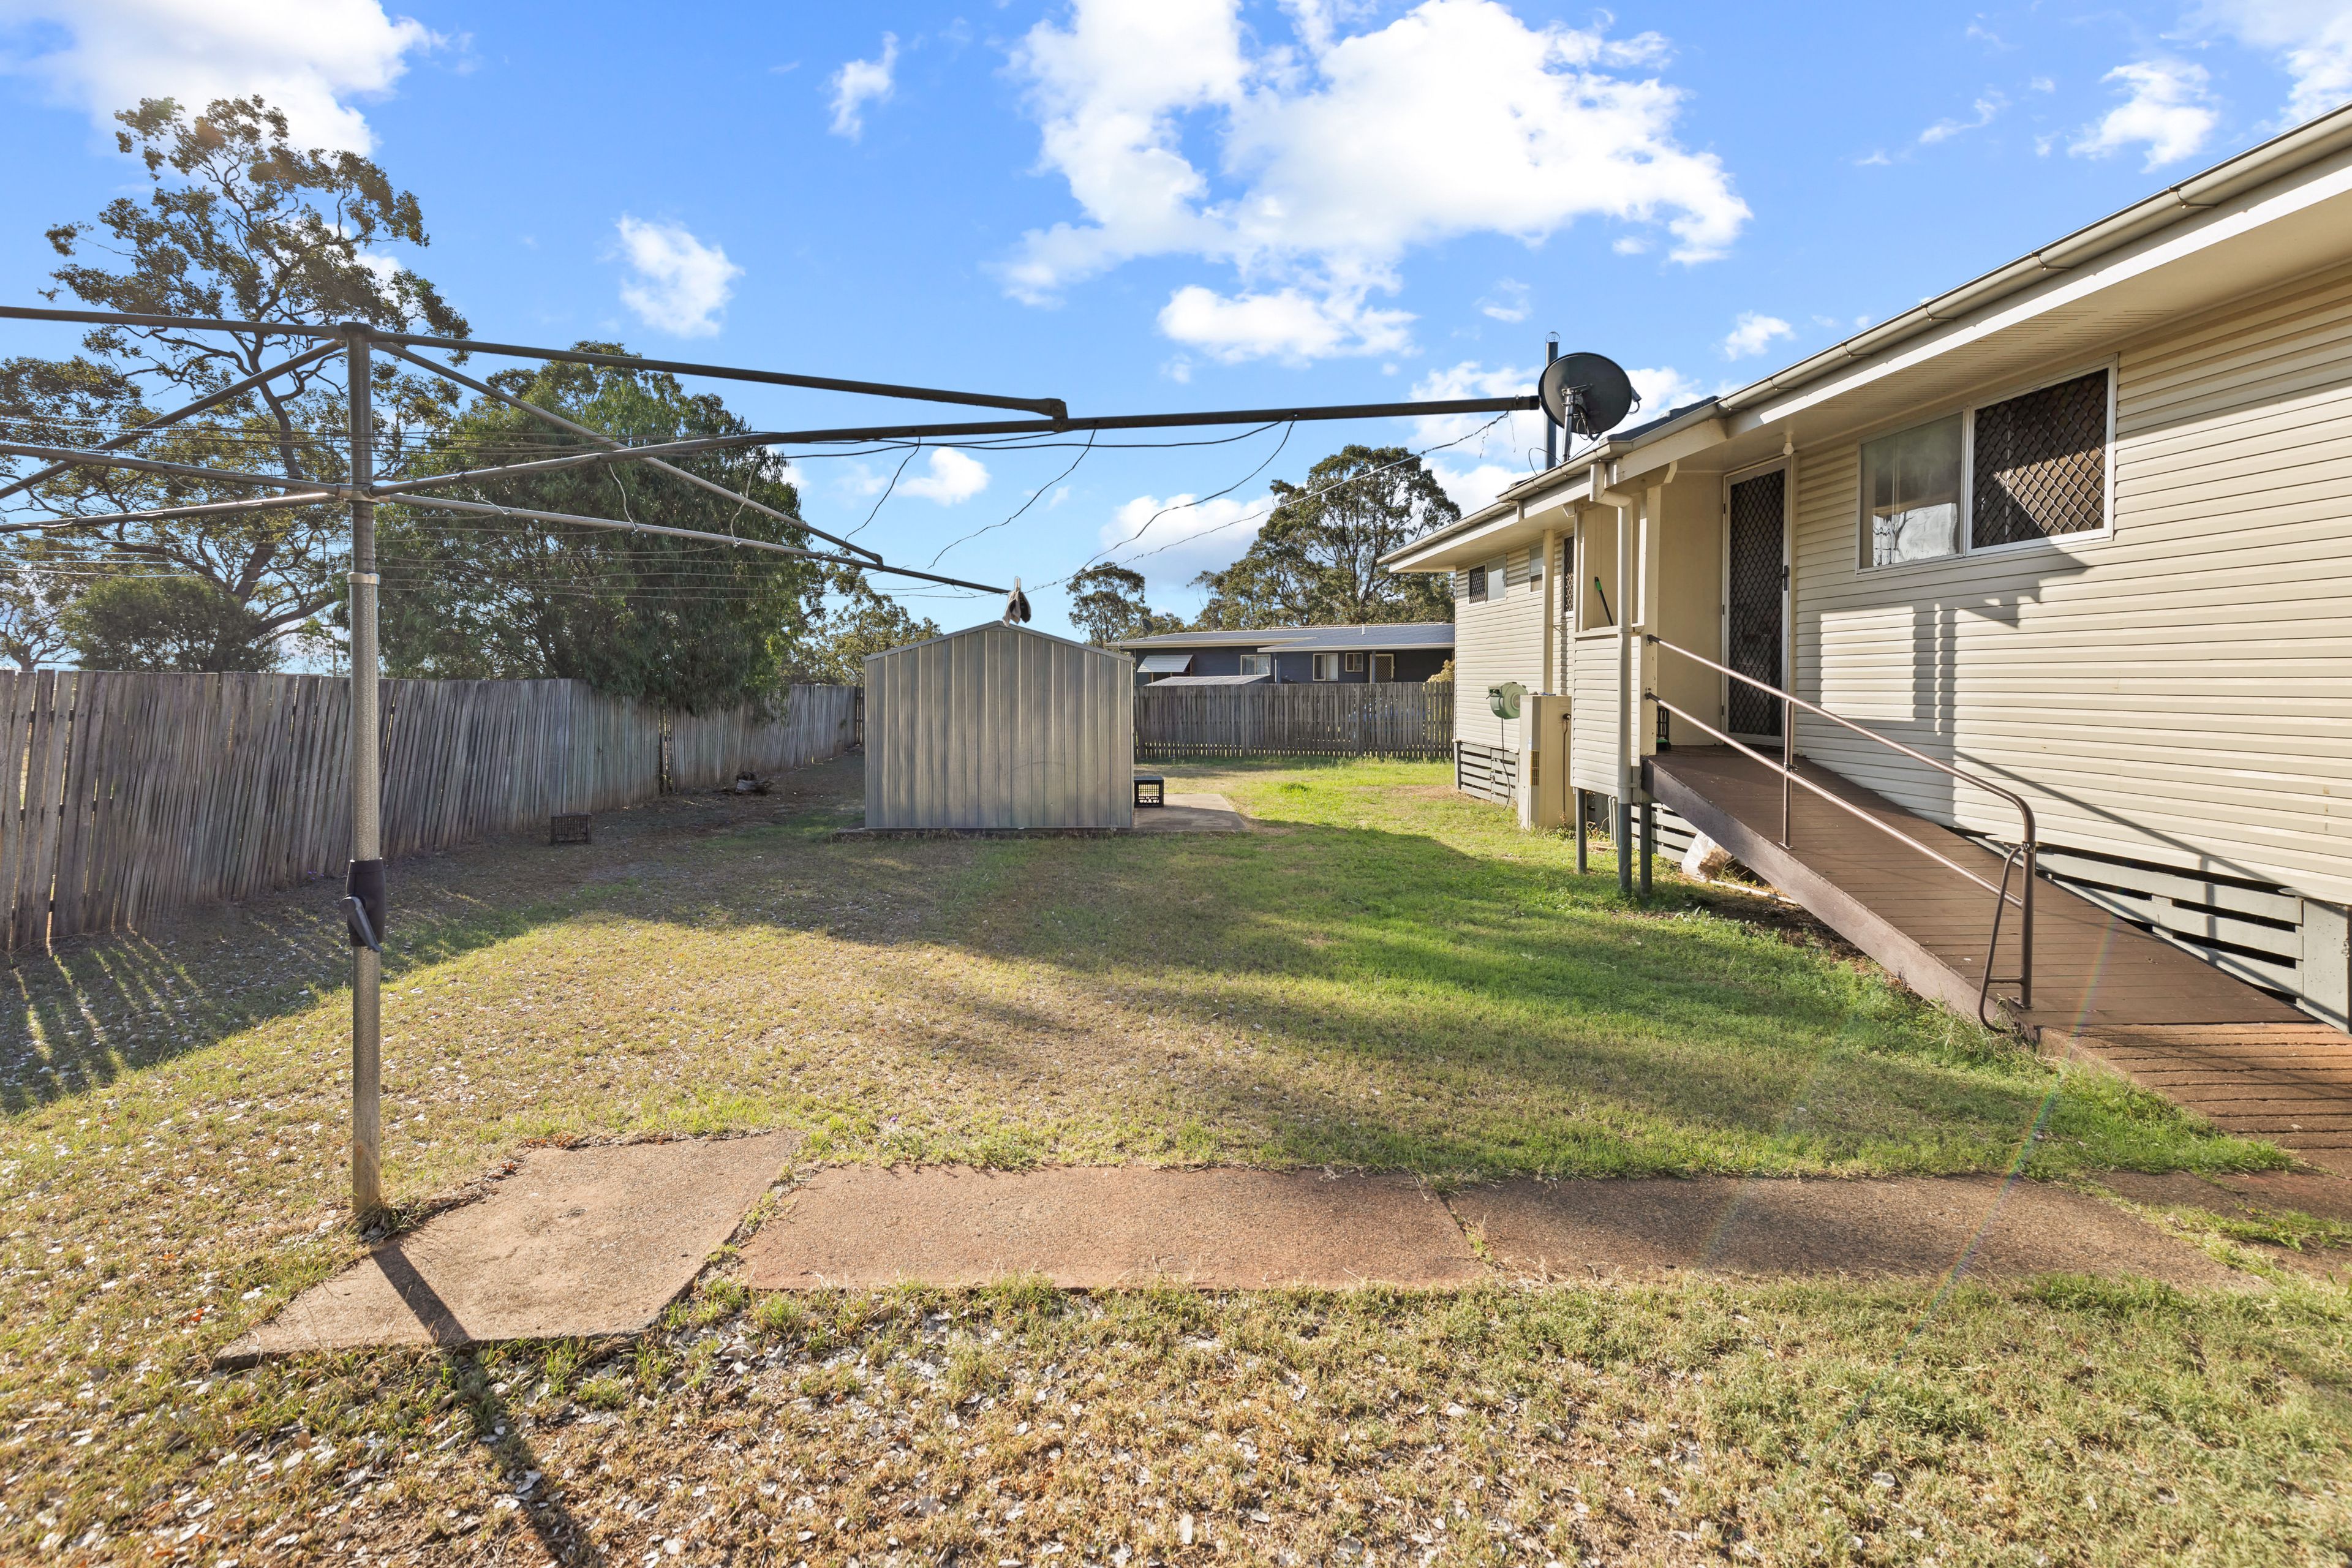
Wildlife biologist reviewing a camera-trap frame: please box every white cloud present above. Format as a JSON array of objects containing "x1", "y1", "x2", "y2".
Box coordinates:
[
  {"x1": 1920, "y1": 92, "x2": 2005, "y2": 144},
  {"x1": 1478, "y1": 277, "x2": 1531, "y2": 322},
  {"x1": 1096, "y1": 490, "x2": 1271, "y2": 597},
  {"x1": 0, "y1": 0, "x2": 437, "y2": 151},
  {"x1": 1628, "y1": 364, "x2": 1710, "y2": 414},
  {"x1": 1158, "y1": 282, "x2": 1414, "y2": 363},
  {"x1": 2195, "y1": 0, "x2": 2352, "y2": 123},
  {"x1": 828, "y1": 32, "x2": 897, "y2": 140},
  {"x1": 614, "y1": 216, "x2": 742, "y2": 337},
  {"x1": 1005, "y1": 0, "x2": 1747, "y2": 362},
  {"x1": 1720, "y1": 312, "x2": 1793, "y2": 360},
  {"x1": 2070, "y1": 61, "x2": 2218, "y2": 170},
  {"x1": 899, "y1": 449, "x2": 990, "y2": 505}
]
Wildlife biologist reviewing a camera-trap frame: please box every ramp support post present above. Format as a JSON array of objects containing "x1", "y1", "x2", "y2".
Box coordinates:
[{"x1": 1640, "y1": 800, "x2": 1654, "y2": 901}]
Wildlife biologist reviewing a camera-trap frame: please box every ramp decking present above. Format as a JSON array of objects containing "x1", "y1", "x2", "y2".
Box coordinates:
[{"x1": 1647, "y1": 747, "x2": 2347, "y2": 1171}]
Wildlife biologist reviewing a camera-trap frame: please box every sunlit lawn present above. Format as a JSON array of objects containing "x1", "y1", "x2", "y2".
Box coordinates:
[{"x1": 4, "y1": 755, "x2": 2345, "y2": 1564}]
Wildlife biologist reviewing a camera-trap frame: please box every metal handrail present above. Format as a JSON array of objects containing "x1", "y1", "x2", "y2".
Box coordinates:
[{"x1": 1644, "y1": 633, "x2": 2034, "y2": 1017}]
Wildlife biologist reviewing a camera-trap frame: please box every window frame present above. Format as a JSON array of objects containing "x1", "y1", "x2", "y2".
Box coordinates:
[
  {"x1": 1312, "y1": 652, "x2": 1340, "y2": 682},
  {"x1": 1238, "y1": 653, "x2": 1271, "y2": 677},
  {"x1": 1856, "y1": 360, "x2": 2117, "y2": 576},
  {"x1": 1343, "y1": 652, "x2": 1365, "y2": 674}
]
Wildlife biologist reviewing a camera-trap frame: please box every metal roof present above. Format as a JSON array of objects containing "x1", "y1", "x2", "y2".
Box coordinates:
[
  {"x1": 1115, "y1": 620, "x2": 1453, "y2": 652},
  {"x1": 1382, "y1": 97, "x2": 2352, "y2": 570},
  {"x1": 1136, "y1": 652, "x2": 1194, "y2": 673},
  {"x1": 1147, "y1": 673, "x2": 1271, "y2": 687}
]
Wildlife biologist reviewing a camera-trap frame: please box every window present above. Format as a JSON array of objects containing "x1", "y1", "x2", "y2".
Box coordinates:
[
  {"x1": 1861, "y1": 368, "x2": 2111, "y2": 568},
  {"x1": 1373, "y1": 653, "x2": 1395, "y2": 682},
  {"x1": 1465, "y1": 554, "x2": 1507, "y2": 603},
  {"x1": 1862, "y1": 413, "x2": 1962, "y2": 567},
  {"x1": 1973, "y1": 370, "x2": 2109, "y2": 547},
  {"x1": 1313, "y1": 653, "x2": 1340, "y2": 682},
  {"x1": 1238, "y1": 654, "x2": 1271, "y2": 677},
  {"x1": 1343, "y1": 652, "x2": 1365, "y2": 673}
]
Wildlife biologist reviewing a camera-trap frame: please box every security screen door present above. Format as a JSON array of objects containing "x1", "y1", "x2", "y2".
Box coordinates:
[{"x1": 1725, "y1": 470, "x2": 1786, "y2": 738}]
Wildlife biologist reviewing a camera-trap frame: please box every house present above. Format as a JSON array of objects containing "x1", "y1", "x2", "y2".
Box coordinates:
[
  {"x1": 1381, "y1": 105, "x2": 2352, "y2": 1033},
  {"x1": 1115, "y1": 622, "x2": 1453, "y2": 684}
]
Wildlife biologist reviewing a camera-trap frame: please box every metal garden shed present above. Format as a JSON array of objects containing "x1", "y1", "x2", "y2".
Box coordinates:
[{"x1": 863, "y1": 621, "x2": 1136, "y2": 831}]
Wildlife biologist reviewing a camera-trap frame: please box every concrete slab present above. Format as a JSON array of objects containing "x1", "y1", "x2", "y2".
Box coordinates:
[
  {"x1": 220, "y1": 1133, "x2": 796, "y2": 1363},
  {"x1": 740, "y1": 1166, "x2": 1481, "y2": 1289},
  {"x1": 1130, "y1": 792, "x2": 1250, "y2": 835},
  {"x1": 1448, "y1": 1176, "x2": 2245, "y2": 1288}
]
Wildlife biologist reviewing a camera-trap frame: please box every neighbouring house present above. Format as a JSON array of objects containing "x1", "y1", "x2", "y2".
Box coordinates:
[
  {"x1": 1115, "y1": 623, "x2": 1453, "y2": 685},
  {"x1": 1381, "y1": 105, "x2": 2352, "y2": 1032}
]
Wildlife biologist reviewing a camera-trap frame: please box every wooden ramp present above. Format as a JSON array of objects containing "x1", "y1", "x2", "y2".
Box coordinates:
[
  {"x1": 1647, "y1": 746, "x2": 2302, "y2": 1033},
  {"x1": 1648, "y1": 747, "x2": 2348, "y2": 1171}
]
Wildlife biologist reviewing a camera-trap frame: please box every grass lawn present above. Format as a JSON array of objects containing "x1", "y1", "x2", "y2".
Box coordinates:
[{"x1": 3, "y1": 756, "x2": 2347, "y2": 1564}]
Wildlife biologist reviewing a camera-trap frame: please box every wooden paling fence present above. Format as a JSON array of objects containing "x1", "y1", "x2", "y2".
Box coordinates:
[
  {"x1": 1135, "y1": 682, "x2": 1453, "y2": 761},
  {"x1": 0, "y1": 673, "x2": 859, "y2": 952}
]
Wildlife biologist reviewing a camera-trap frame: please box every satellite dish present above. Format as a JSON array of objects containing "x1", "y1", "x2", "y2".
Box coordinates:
[{"x1": 1539, "y1": 352, "x2": 1637, "y2": 436}]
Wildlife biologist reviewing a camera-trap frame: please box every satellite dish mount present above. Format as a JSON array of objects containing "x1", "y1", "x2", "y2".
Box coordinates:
[{"x1": 1539, "y1": 352, "x2": 1637, "y2": 439}]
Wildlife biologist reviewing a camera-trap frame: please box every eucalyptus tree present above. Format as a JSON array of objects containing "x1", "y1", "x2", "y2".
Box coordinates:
[
  {"x1": 1190, "y1": 444, "x2": 1458, "y2": 629},
  {"x1": 0, "y1": 95, "x2": 466, "y2": 669}
]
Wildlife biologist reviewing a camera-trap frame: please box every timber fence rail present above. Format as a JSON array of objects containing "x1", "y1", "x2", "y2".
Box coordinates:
[
  {"x1": 0, "y1": 673, "x2": 859, "y2": 952},
  {"x1": 1135, "y1": 682, "x2": 1453, "y2": 761}
]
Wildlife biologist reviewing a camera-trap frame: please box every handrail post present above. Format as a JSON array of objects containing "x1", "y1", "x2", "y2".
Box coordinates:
[
  {"x1": 1781, "y1": 695, "x2": 1793, "y2": 848},
  {"x1": 1647, "y1": 631, "x2": 2040, "y2": 1031},
  {"x1": 2021, "y1": 842, "x2": 2035, "y2": 1012}
]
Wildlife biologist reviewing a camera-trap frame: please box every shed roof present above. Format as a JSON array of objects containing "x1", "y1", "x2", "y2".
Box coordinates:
[{"x1": 865, "y1": 618, "x2": 1130, "y2": 667}]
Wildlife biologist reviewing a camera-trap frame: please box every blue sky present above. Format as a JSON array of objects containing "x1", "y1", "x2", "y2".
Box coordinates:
[{"x1": 2, "y1": 1, "x2": 2346, "y2": 634}]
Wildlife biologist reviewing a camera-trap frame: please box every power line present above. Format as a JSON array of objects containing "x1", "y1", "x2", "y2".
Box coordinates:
[
  {"x1": 927, "y1": 427, "x2": 1097, "y2": 568},
  {"x1": 1044, "y1": 411, "x2": 1512, "y2": 590}
]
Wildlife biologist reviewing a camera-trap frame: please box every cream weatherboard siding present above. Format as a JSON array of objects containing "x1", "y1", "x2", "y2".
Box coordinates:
[
  {"x1": 1450, "y1": 546, "x2": 1551, "y2": 751},
  {"x1": 1791, "y1": 260, "x2": 2352, "y2": 907}
]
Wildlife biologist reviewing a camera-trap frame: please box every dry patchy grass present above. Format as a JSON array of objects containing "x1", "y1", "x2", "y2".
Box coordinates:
[{"x1": 4, "y1": 755, "x2": 2345, "y2": 1564}]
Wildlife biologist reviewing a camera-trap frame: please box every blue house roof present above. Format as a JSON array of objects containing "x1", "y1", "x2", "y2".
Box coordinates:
[{"x1": 1114, "y1": 621, "x2": 1453, "y2": 654}]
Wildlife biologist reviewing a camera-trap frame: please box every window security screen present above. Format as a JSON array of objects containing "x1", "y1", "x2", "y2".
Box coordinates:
[{"x1": 1972, "y1": 369, "x2": 2108, "y2": 548}]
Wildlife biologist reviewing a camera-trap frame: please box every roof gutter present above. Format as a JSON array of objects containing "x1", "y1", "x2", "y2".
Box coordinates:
[{"x1": 1716, "y1": 103, "x2": 2352, "y2": 415}]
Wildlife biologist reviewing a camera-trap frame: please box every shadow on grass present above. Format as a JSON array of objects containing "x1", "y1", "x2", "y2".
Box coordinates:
[
  {"x1": 0, "y1": 764, "x2": 880, "y2": 1117},
  {"x1": 1, "y1": 753, "x2": 2265, "y2": 1178}
]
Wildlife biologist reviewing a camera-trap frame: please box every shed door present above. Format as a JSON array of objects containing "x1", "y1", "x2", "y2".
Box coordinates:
[{"x1": 1725, "y1": 470, "x2": 1786, "y2": 738}]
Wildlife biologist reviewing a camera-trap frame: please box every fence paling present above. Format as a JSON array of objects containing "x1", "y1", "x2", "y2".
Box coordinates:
[
  {"x1": 0, "y1": 674, "x2": 859, "y2": 952},
  {"x1": 1135, "y1": 682, "x2": 1452, "y2": 760}
]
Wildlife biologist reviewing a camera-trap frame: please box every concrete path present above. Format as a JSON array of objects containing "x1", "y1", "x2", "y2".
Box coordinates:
[
  {"x1": 744, "y1": 1166, "x2": 2245, "y2": 1292},
  {"x1": 1447, "y1": 1175, "x2": 2244, "y2": 1286},
  {"x1": 232, "y1": 1148, "x2": 2285, "y2": 1360},
  {"x1": 740, "y1": 1166, "x2": 1479, "y2": 1289},
  {"x1": 218, "y1": 1133, "x2": 795, "y2": 1366},
  {"x1": 1130, "y1": 791, "x2": 1250, "y2": 834}
]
